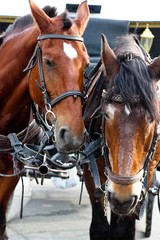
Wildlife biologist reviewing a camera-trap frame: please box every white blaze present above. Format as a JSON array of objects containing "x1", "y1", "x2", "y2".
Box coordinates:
[
  {"x1": 125, "y1": 105, "x2": 131, "y2": 115},
  {"x1": 63, "y1": 42, "x2": 77, "y2": 59},
  {"x1": 105, "y1": 104, "x2": 116, "y2": 120}
]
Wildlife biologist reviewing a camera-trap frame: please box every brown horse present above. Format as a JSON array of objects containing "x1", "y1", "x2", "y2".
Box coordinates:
[
  {"x1": 83, "y1": 34, "x2": 160, "y2": 240},
  {"x1": 0, "y1": 1, "x2": 89, "y2": 239}
]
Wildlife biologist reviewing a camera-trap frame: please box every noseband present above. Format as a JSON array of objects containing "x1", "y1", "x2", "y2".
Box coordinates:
[{"x1": 24, "y1": 34, "x2": 85, "y2": 129}]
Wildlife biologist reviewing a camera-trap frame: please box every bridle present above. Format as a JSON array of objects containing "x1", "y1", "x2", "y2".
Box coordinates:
[
  {"x1": 101, "y1": 89, "x2": 159, "y2": 201},
  {"x1": 24, "y1": 33, "x2": 86, "y2": 130}
]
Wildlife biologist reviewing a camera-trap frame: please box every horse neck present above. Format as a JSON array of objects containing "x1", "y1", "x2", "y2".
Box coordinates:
[
  {"x1": 0, "y1": 27, "x2": 39, "y2": 134},
  {"x1": 84, "y1": 69, "x2": 106, "y2": 138}
]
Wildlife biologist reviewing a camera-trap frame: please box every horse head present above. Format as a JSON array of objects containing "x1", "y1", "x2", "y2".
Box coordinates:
[
  {"x1": 28, "y1": 0, "x2": 90, "y2": 153},
  {"x1": 101, "y1": 34, "x2": 160, "y2": 215}
]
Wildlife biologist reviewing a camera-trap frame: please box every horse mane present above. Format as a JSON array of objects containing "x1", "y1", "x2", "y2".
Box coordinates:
[
  {"x1": 0, "y1": 5, "x2": 57, "y2": 44},
  {"x1": 108, "y1": 34, "x2": 160, "y2": 122}
]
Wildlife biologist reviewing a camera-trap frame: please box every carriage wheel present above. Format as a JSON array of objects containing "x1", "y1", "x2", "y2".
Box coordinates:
[{"x1": 145, "y1": 171, "x2": 156, "y2": 238}]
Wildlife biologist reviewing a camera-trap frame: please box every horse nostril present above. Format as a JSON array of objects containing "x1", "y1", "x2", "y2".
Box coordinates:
[
  {"x1": 57, "y1": 126, "x2": 85, "y2": 152},
  {"x1": 59, "y1": 127, "x2": 69, "y2": 142}
]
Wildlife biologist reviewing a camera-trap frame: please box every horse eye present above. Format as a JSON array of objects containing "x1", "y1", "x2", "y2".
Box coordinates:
[{"x1": 43, "y1": 58, "x2": 54, "y2": 69}]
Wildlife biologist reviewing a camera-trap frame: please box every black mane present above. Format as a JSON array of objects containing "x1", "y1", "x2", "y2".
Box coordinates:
[{"x1": 107, "y1": 34, "x2": 159, "y2": 122}]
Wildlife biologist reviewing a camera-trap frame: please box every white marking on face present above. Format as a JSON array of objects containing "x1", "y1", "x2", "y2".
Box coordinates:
[
  {"x1": 105, "y1": 104, "x2": 116, "y2": 120},
  {"x1": 63, "y1": 42, "x2": 77, "y2": 59},
  {"x1": 156, "y1": 80, "x2": 160, "y2": 98},
  {"x1": 124, "y1": 105, "x2": 131, "y2": 115}
]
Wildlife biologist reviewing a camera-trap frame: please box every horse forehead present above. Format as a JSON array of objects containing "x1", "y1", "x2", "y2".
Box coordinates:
[
  {"x1": 63, "y1": 42, "x2": 78, "y2": 59},
  {"x1": 105, "y1": 103, "x2": 116, "y2": 120},
  {"x1": 105, "y1": 103, "x2": 131, "y2": 119},
  {"x1": 105, "y1": 103, "x2": 147, "y2": 125}
]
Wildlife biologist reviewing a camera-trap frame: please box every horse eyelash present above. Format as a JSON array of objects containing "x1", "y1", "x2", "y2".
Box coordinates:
[{"x1": 43, "y1": 58, "x2": 55, "y2": 69}]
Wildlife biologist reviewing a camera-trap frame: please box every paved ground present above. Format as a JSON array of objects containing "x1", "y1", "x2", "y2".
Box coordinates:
[{"x1": 7, "y1": 177, "x2": 160, "y2": 240}]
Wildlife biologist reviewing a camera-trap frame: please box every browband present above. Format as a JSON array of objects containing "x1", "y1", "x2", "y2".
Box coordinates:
[{"x1": 38, "y1": 34, "x2": 84, "y2": 42}]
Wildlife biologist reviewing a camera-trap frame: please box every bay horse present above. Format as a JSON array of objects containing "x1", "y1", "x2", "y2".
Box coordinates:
[
  {"x1": 83, "y1": 34, "x2": 160, "y2": 240},
  {"x1": 0, "y1": 1, "x2": 89, "y2": 239}
]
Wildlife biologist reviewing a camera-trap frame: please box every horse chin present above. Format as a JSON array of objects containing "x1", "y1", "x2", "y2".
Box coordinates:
[
  {"x1": 108, "y1": 190, "x2": 139, "y2": 216},
  {"x1": 56, "y1": 141, "x2": 84, "y2": 154},
  {"x1": 106, "y1": 178, "x2": 143, "y2": 216},
  {"x1": 56, "y1": 146, "x2": 76, "y2": 154},
  {"x1": 110, "y1": 203, "x2": 136, "y2": 216}
]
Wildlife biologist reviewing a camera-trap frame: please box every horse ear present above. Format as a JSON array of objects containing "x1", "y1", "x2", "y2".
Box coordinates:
[
  {"x1": 101, "y1": 34, "x2": 119, "y2": 78},
  {"x1": 148, "y1": 56, "x2": 160, "y2": 79},
  {"x1": 29, "y1": 0, "x2": 52, "y2": 32},
  {"x1": 74, "y1": 1, "x2": 90, "y2": 36}
]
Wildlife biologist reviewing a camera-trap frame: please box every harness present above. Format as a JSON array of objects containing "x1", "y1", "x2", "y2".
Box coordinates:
[{"x1": 79, "y1": 61, "x2": 106, "y2": 198}]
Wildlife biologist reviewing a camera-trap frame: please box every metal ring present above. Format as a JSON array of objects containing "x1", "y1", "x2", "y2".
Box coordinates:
[{"x1": 45, "y1": 109, "x2": 56, "y2": 130}]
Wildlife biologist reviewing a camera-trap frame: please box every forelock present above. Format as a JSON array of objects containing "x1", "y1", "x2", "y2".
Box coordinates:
[{"x1": 61, "y1": 12, "x2": 72, "y2": 30}]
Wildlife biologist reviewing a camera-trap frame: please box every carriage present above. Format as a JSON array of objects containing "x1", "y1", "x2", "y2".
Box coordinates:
[{"x1": 0, "y1": 1, "x2": 160, "y2": 240}]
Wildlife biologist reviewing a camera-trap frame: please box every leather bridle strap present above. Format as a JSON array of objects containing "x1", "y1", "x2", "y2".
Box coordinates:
[
  {"x1": 105, "y1": 167, "x2": 144, "y2": 185},
  {"x1": 50, "y1": 91, "x2": 85, "y2": 107},
  {"x1": 25, "y1": 33, "x2": 85, "y2": 107},
  {"x1": 36, "y1": 34, "x2": 85, "y2": 107},
  {"x1": 38, "y1": 34, "x2": 84, "y2": 42},
  {"x1": 36, "y1": 44, "x2": 85, "y2": 107},
  {"x1": 143, "y1": 128, "x2": 158, "y2": 172}
]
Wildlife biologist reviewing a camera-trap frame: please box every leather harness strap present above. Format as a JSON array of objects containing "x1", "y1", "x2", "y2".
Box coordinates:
[
  {"x1": 0, "y1": 120, "x2": 42, "y2": 153},
  {"x1": 37, "y1": 34, "x2": 84, "y2": 42}
]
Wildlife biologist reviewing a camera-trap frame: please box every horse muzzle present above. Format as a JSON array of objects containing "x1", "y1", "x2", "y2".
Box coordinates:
[
  {"x1": 107, "y1": 190, "x2": 139, "y2": 215},
  {"x1": 106, "y1": 177, "x2": 143, "y2": 215},
  {"x1": 55, "y1": 126, "x2": 86, "y2": 153}
]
